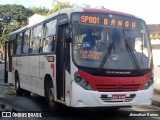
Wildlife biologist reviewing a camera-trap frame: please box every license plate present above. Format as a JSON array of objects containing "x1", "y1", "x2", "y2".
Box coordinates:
[{"x1": 112, "y1": 94, "x2": 126, "y2": 100}]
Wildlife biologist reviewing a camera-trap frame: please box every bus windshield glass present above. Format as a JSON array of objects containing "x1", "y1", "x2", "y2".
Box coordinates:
[{"x1": 71, "y1": 13, "x2": 152, "y2": 70}]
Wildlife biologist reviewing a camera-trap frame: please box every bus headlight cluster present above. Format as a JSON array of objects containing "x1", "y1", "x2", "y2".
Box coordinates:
[
  {"x1": 143, "y1": 78, "x2": 154, "y2": 90},
  {"x1": 74, "y1": 72, "x2": 93, "y2": 90}
]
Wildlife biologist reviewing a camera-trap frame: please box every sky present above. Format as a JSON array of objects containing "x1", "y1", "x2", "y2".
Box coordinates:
[{"x1": 0, "y1": 0, "x2": 160, "y2": 24}]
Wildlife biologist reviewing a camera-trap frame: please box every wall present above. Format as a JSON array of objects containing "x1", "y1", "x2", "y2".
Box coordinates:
[{"x1": 151, "y1": 39, "x2": 160, "y2": 90}]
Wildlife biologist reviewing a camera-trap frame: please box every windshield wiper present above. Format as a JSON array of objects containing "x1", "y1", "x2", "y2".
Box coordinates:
[
  {"x1": 99, "y1": 42, "x2": 114, "y2": 70},
  {"x1": 123, "y1": 30, "x2": 141, "y2": 73}
]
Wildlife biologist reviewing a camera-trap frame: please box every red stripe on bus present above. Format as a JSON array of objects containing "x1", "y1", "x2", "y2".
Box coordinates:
[
  {"x1": 50, "y1": 63, "x2": 54, "y2": 77},
  {"x1": 78, "y1": 70, "x2": 152, "y2": 92}
]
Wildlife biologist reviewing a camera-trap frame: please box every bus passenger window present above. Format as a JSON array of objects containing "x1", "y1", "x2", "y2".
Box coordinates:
[
  {"x1": 42, "y1": 19, "x2": 57, "y2": 53},
  {"x1": 30, "y1": 25, "x2": 42, "y2": 54},
  {"x1": 22, "y1": 30, "x2": 30, "y2": 54},
  {"x1": 16, "y1": 33, "x2": 22, "y2": 55},
  {"x1": 43, "y1": 36, "x2": 53, "y2": 52},
  {"x1": 30, "y1": 39, "x2": 40, "y2": 53}
]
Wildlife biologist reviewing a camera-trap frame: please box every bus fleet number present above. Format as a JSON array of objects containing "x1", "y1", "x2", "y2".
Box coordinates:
[{"x1": 81, "y1": 16, "x2": 100, "y2": 24}]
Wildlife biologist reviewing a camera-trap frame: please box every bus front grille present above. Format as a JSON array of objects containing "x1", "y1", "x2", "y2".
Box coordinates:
[{"x1": 95, "y1": 84, "x2": 141, "y2": 92}]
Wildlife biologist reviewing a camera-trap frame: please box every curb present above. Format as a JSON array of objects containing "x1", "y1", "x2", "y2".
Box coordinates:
[
  {"x1": 152, "y1": 91, "x2": 160, "y2": 107},
  {"x1": 0, "y1": 83, "x2": 13, "y2": 86},
  {"x1": 152, "y1": 100, "x2": 160, "y2": 107},
  {"x1": 154, "y1": 90, "x2": 160, "y2": 95}
]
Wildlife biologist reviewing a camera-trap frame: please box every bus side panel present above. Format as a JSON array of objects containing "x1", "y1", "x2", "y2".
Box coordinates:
[
  {"x1": 14, "y1": 56, "x2": 27, "y2": 90},
  {"x1": 13, "y1": 57, "x2": 21, "y2": 80},
  {"x1": 20, "y1": 56, "x2": 31, "y2": 92},
  {"x1": 29, "y1": 56, "x2": 44, "y2": 96},
  {"x1": 39, "y1": 55, "x2": 56, "y2": 97},
  {"x1": 65, "y1": 69, "x2": 71, "y2": 106},
  {"x1": 70, "y1": 57, "x2": 78, "y2": 106},
  {"x1": 65, "y1": 46, "x2": 78, "y2": 106},
  {"x1": 63, "y1": 41, "x2": 71, "y2": 106}
]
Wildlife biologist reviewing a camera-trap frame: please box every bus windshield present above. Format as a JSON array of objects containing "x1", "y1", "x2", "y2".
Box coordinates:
[{"x1": 71, "y1": 13, "x2": 152, "y2": 71}]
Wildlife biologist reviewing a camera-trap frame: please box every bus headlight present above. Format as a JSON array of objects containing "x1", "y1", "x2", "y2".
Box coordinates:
[
  {"x1": 143, "y1": 78, "x2": 154, "y2": 90},
  {"x1": 74, "y1": 72, "x2": 93, "y2": 90}
]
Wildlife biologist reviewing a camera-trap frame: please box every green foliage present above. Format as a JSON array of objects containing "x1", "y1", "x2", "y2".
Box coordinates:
[
  {"x1": 81, "y1": 4, "x2": 91, "y2": 8},
  {"x1": 48, "y1": 0, "x2": 90, "y2": 14},
  {"x1": 29, "y1": 7, "x2": 49, "y2": 15},
  {"x1": 0, "y1": 4, "x2": 34, "y2": 43},
  {"x1": 0, "y1": 4, "x2": 33, "y2": 23},
  {"x1": 49, "y1": 1, "x2": 73, "y2": 14},
  {"x1": 0, "y1": 2, "x2": 91, "y2": 44},
  {"x1": 0, "y1": 24, "x2": 17, "y2": 44}
]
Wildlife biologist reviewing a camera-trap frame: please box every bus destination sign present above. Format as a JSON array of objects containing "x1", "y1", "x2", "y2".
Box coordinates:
[{"x1": 80, "y1": 15, "x2": 138, "y2": 29}]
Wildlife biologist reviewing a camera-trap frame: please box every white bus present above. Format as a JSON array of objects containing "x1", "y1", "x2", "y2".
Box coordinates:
[{"x1": 5, "y1": 8, "x2": 153, "y2": 110}]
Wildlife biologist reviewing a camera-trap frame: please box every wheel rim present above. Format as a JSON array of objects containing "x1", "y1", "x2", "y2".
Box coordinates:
[
  {"x1": 15, "y1": 80, "x2": 19, "y2": 90},
  {"x1": 49, "y1": 88, "x2": 54, "y2": 104}
]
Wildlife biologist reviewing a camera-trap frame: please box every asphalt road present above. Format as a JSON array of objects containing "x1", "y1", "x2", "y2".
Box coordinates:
[
  {"x1": 0, "y1": 94, "x2": 160, "y2": 120},
  {"x1": 0, "y1": 64, "x2": 160, "y2": 120}
]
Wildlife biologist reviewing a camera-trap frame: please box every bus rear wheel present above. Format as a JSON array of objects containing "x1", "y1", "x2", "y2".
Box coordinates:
[
  {"x1": 45, "y1": 82, "x2": 58, "y2": 111},
  {"x1": 15, "y1": 72, "x2": 23, "y2": 96},
  {"x1": 15, "y1": 72, "x2": 31, "y2": 96}
]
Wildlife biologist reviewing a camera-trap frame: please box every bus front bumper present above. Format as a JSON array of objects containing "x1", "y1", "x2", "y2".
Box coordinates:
[{"x1": 71, "y1": 81, "x2": 153, "y2": 107}]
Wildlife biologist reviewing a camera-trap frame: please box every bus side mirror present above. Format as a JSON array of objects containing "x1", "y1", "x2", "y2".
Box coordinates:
[{"x1": 65, "y1": 27, "x2": 71, "y2": 43}]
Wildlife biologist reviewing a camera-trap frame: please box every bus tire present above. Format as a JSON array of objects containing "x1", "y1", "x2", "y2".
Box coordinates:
[
  {"x1": 45, "y1": 81, "x2": 58, "y2": 111},
  {"x1": 23, "y1": 90, "x2": 31, "y2": 96},
  {"x1": 15, "y1": 72, "x2": 24, "y2": 96}
]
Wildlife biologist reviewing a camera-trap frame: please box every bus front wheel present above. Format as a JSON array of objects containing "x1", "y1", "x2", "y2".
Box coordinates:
[{"x1": 45, "y1": 82, "x2": 58, "y2": 111}]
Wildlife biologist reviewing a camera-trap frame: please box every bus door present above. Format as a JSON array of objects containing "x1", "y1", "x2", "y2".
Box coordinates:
[
  {"x1": 56, "y1": 25, "x2": 67, "y2": 101},
  {"x1": 5, "y1": 41, "x2": 13, "y2": 84}
]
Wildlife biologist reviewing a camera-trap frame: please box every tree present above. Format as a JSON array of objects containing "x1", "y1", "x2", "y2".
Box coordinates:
[
  {"x1": 0, "y1": 26, "x2": 3, "y2": 37},
  {"x1": 29, "y1": 7, "x2": 49, "y2": 16},
  {"x1": 0, "y1": 4, "x2": 34, "y2": 59},
  {"x1": 48, "y1": 0, "x2": 73, "y2": 14},
  {"x1": 0, "y1": 4, "x2": 33, "y2": 25},
  {"x1": 48, "y1": 0, "x2": 91, "y2": 14}
]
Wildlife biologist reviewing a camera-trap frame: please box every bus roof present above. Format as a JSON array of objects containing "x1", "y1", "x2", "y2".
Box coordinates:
[
  {"x1": 10, "y1": 25, "x2": 28, "y2": 35},
  {"x1": 10, "y1": 7, "x2": 141, "y2": 35},
  {"x1": 44, "y1": 8, "x2": 139, "y2": 20},
  {"x1": 83, "y1": 8, "x2": 137, "y2": 18},
  {"x1": 45, "y1": 7, "x2": 139, "y2": 20}
]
